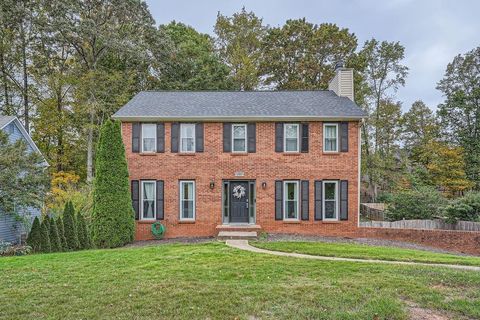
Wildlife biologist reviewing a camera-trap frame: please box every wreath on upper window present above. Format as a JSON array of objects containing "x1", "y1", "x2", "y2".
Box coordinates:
[{"x1": 232, "y1": 185, "x2": 246, "y2": 199}]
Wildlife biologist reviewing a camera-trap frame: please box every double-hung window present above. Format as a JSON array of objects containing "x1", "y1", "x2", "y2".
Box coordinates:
[
  {"x1": 142, "y1": 124, "x2": 156, "y2": 153},
  {"x1": 323, "y1": 123, "x2": 338, "y2": 152},
  {"x1": 283, "y1": 181, "x2": 299, "y2": 220},
  {"x1": 141, "y1": 181, "x2": 156, "y2": 220},
  {"x1": 180, "y1": 123, "x2": 195, "y2": 153},
  {"x1": 232, "y1": 124, "x2": 247, "y2": 152},
  {"x1": 284, "y1": 123, "x2": 299, "y2": 152},
  {"x1": 180, "y1": 180, "x2": 195, "y2": 220},
  {"x1": 323, "y1": 180, "x2": 338, "y2": 220}
]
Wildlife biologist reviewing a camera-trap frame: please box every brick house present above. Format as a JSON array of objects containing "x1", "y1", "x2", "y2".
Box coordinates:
[{"x1": 113, "y1": 66, "x2": 366, "y2": 240}]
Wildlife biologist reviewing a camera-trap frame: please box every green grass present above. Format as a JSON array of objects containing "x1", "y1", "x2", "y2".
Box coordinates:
[
  {"x1": 251, "y1": 241, "x2": 480, "y2": 266},
  {"x1": 1, "y1": 242, "x2": 479, "y2": 319}
]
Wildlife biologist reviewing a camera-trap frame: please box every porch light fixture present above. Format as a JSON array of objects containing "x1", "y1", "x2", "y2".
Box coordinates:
[
  {"x1": 262, "y1": 182, "x2": 267, "y2": 189},
  {"x1": 209, "y1": 180, "x2": 215, "y2": 189}
]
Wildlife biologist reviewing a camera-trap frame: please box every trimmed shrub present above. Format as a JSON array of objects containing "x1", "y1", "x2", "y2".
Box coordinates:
[
  {"x1": 385, "y1": 186, "x2": 447, "y2": 221},
  {"x1": 39, "y1": 218, "x2": 51, "y2": 253},
  {"x1": 49, "y1": 217, "x2": 63, "y2": 252},
  {"x1": 92, "y1": 120, "x2": 135, "y2": 248},
  {"x1": 56, "y1": 216, "x2": 67, "y2": 249},
  {"x1": 444, "y1": 192, "x2": 480, "y2": 223},
  {"x1": 27, "y1": 217, "x2": 41, "y2": 252},
  {"x1": 77, "y1": 212, "x2": 92, "y2": 250},
  {"x1": 63, "y1": 201, "x2": 79, "y2": 250}
]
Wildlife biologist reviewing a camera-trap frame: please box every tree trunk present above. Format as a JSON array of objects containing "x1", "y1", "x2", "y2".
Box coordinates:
[
  {"x1": 20, "y1": 21, "x2": 29, "y2": 132},
  {"x1": 0, "y1": 50, "x2": 10, "y2": 114},
  {"x1": 86, "y1": 109, "x2": 94, "y2": 182},
  {"x1": 56, "y1": 91, "x2": 64, "y2": 172}
]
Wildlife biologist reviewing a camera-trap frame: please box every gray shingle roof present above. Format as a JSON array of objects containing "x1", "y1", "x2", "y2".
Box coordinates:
[
  {"x1": 0, "y1": 115, "x2": 15, "y2": 129},
  {"x1": 112, "y1": 91, "x2": 366, "y2": 121}
]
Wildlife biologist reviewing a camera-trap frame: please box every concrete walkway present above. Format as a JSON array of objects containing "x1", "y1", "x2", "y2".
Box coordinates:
[{"x1": 225, "y1": 240, "x2": 480, "y2": 272}]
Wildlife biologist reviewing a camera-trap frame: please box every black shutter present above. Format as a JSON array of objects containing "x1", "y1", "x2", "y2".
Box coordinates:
[
  {"x1": 340, "y1": 180, "x2": 348, "y2": 220},
  {"x1": 314, "y1": 180, "x2": 322, "y2": 220},
  {"x1": 301, "y1": 180, "x2": 309, "y2": 220},
  {"x1": 156, "y1": 123, "x2": 165, "y2": 153},
  {"x1": 275, "y1": 180, "x2": 283, "y2": 220},
  {"x1": 223, "y1": 123, "x2": 232, "y2": 152},
  {"x1": 301, "y1": 123, "x2": 309, "y2": 153},
  {"x1": 156, "y1": 180, "x2": 164, "y2": 220},
  {"x1": 131, "y1": 180, "x2": 139, "y2": 220},
  {"x1": 132, "y1": 123, "x2": 140, "y2": 153},
  {"x1": 171, "y1": 122, "x2": 179, "y2": 153},
  {"x1": 275, "y1": 123, "x2": 283, "y2": 152},
  {"x1": 195, "y1": 123, "x2": 204, "y2": 152},
  {"x1": 247, "y1": 123, "x2": 256, "y2": 153},
  {"x1": 340, "y1": 122, "x2": 349, "y2": 152}
]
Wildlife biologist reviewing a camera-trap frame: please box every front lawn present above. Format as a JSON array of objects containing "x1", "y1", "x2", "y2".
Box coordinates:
[
  {"x1": 251, "y1": 240, "x2": 480, "y2": 266},
  {"x1": 1, "y1": 242, "x2": 480, "y2": 319}
]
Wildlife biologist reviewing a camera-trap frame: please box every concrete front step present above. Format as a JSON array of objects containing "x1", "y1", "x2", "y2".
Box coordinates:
[
  {"x1": 216, "y1": 224, "x2": 262, "y2": 232},
  {"x1": 217, "y1": 231, "x2": 258, "y2": 240}
]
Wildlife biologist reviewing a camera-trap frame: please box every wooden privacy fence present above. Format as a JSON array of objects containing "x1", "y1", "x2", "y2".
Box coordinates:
[{"x1": 360, "y1": 219, "x2": 480, "y2": 231}]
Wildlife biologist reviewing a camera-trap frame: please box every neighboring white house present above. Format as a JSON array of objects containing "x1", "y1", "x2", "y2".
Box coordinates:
[{"x1": 0, "y1": 116, "x2": 47, "y2": 244}]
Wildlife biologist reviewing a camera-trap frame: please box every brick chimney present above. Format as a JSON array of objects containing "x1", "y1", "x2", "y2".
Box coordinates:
[{"x1": 328, "y1": 61, "x2": 354, "y2": 101}]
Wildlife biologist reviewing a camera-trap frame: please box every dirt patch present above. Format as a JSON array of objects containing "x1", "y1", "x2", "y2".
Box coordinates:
[{"x1": 408, "y1": 305, "x2": 450, "y2": 320}]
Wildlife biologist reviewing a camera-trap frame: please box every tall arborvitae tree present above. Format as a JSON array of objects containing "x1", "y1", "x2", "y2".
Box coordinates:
[
  {"x1": 76, "y1": 212, "x2": 91, "y2": 250},
  {"x1": 92, "y1": 120, "x2": 134, "y2": 248},
  {"x1": 39, "y1": 218, "x2": 51, "y2": 253},
  {"x1": 27, "y1": 216, "x2": 41, "y2": 252},
  {"x1": 63, "y1": 201, "x2": 79, "y2": 250},
  {"x1": 56, "y1": 216, "x2": 67, "y2": 249},
  {"x1": 49, "y1": 216, "x2": 62, "y2": 252}
]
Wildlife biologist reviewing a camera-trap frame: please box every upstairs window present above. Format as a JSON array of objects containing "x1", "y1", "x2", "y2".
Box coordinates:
[
  {"x1": 232, "y1": 124, "x2": 247, "y2": 153},
  {"x1": 283, "y1": 181, "x2": 299, "y2": 220},
  {"x1": 141, "y1": 181, "x2": 156, "y2": 220},
  {"x1": 142, "y1": 124, "x2": 156, "y2": 152},
  {"x1": 284, "y1": 123, "x2": 299, "y2": 152},
  {"x1": 324, "y1": 123, "x2": 338, "y2": 152},
  {"x1": 180, "y1": 180, "x2": 195, "y2": 220},
  {"x1": 180, "y1": 123, "x2": 195, "y2": 153}
]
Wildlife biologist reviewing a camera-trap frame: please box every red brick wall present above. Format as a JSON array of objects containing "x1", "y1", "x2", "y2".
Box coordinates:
[
  {"x1": 122, "y1": 121, "x2": 361, "y2": 240},
  {"x1": 357, "y1": 227, "x2": 480, "y2": 255}
]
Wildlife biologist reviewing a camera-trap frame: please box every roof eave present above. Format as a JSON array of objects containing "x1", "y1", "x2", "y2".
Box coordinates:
[{"x1": 111, "y1": 115, "x2": 367, "y2": 122}]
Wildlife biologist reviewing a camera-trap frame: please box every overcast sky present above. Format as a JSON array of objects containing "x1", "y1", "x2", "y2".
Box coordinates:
[{"x1": 145, "y1": 0, "x2": 479, "y2": 111}]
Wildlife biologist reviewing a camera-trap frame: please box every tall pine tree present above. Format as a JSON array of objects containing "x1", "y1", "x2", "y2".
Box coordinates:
[
  {"x1": 92, "y1": 120, "x2": 135, "y2": 248},
  {"x1": 56, "y1": 216, "x2": 67, "y2": 249},
  {"x1": 63, "y1": 201, "x2": 79, "y2": 250},
  {"x1": 49, "y1": 217, "x2": 63, "y2": 252},
  {"x1": 39, "y1": 218, "x2": 51, "y2": 253},
  {"x1": 77, "y1": 212, "x2": 92, "y2": 250},
  {"x1": 27, "y1": 216, "x2": 41, "y2": 252}
]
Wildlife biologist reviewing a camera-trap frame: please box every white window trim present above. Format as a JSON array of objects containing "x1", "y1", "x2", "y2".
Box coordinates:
[
  {"x1": 180, "y1": 123, "x2": 196, "y2": 153},
  {"x1": 284, "y1": 123, "x2": 300, "y2": 153},
  {"x1": 141, "y1": 123, "x2": 156, "y2": 153},
  {"x1": 323, "y1": 123, "x2": 339, "y2": 153},
  {"x1": 231, "y1": 123, "x2": 247, "y2": 153},
  {"x1": 322, "y1": 180, "x2": 339, "y2": 221},
  {"x1": 283, "y1": 180, "x2": 299, "y2": 221},
  {"x1": 179, "y1": 180, "x2": 196, "y2": 221},
  {"x1": 141, "y1": 180, "x2": 156, "y2": 221}
]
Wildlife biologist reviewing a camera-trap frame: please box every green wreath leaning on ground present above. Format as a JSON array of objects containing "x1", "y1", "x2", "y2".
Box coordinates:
[{"x1": 151, "y1": 222, "x2": 166, "y2": 240}]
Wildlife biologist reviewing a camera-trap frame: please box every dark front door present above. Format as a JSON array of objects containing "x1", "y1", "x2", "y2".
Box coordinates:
[{"x1": 230, "y1": 181, "x2": 249, "y2": 223}]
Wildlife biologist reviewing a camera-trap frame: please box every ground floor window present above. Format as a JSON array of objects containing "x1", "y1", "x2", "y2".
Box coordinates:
[
  {"x1": 283, "y1": 180, "x2": 299, "y2": 220},
  {"x1": 323, "y1": 180, "x2": 338, "y2": 220},
  {"x1": 180, "y1": 180, "x2": 195, "y2": 220},
  {"x1": 141, "y1": 180, "x2": 156, "y2": 220}
]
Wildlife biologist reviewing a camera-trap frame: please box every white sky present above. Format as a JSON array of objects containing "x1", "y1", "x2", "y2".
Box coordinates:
[{"x1": 146, "y1": 0, "x2": 479, "y2": 111}]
